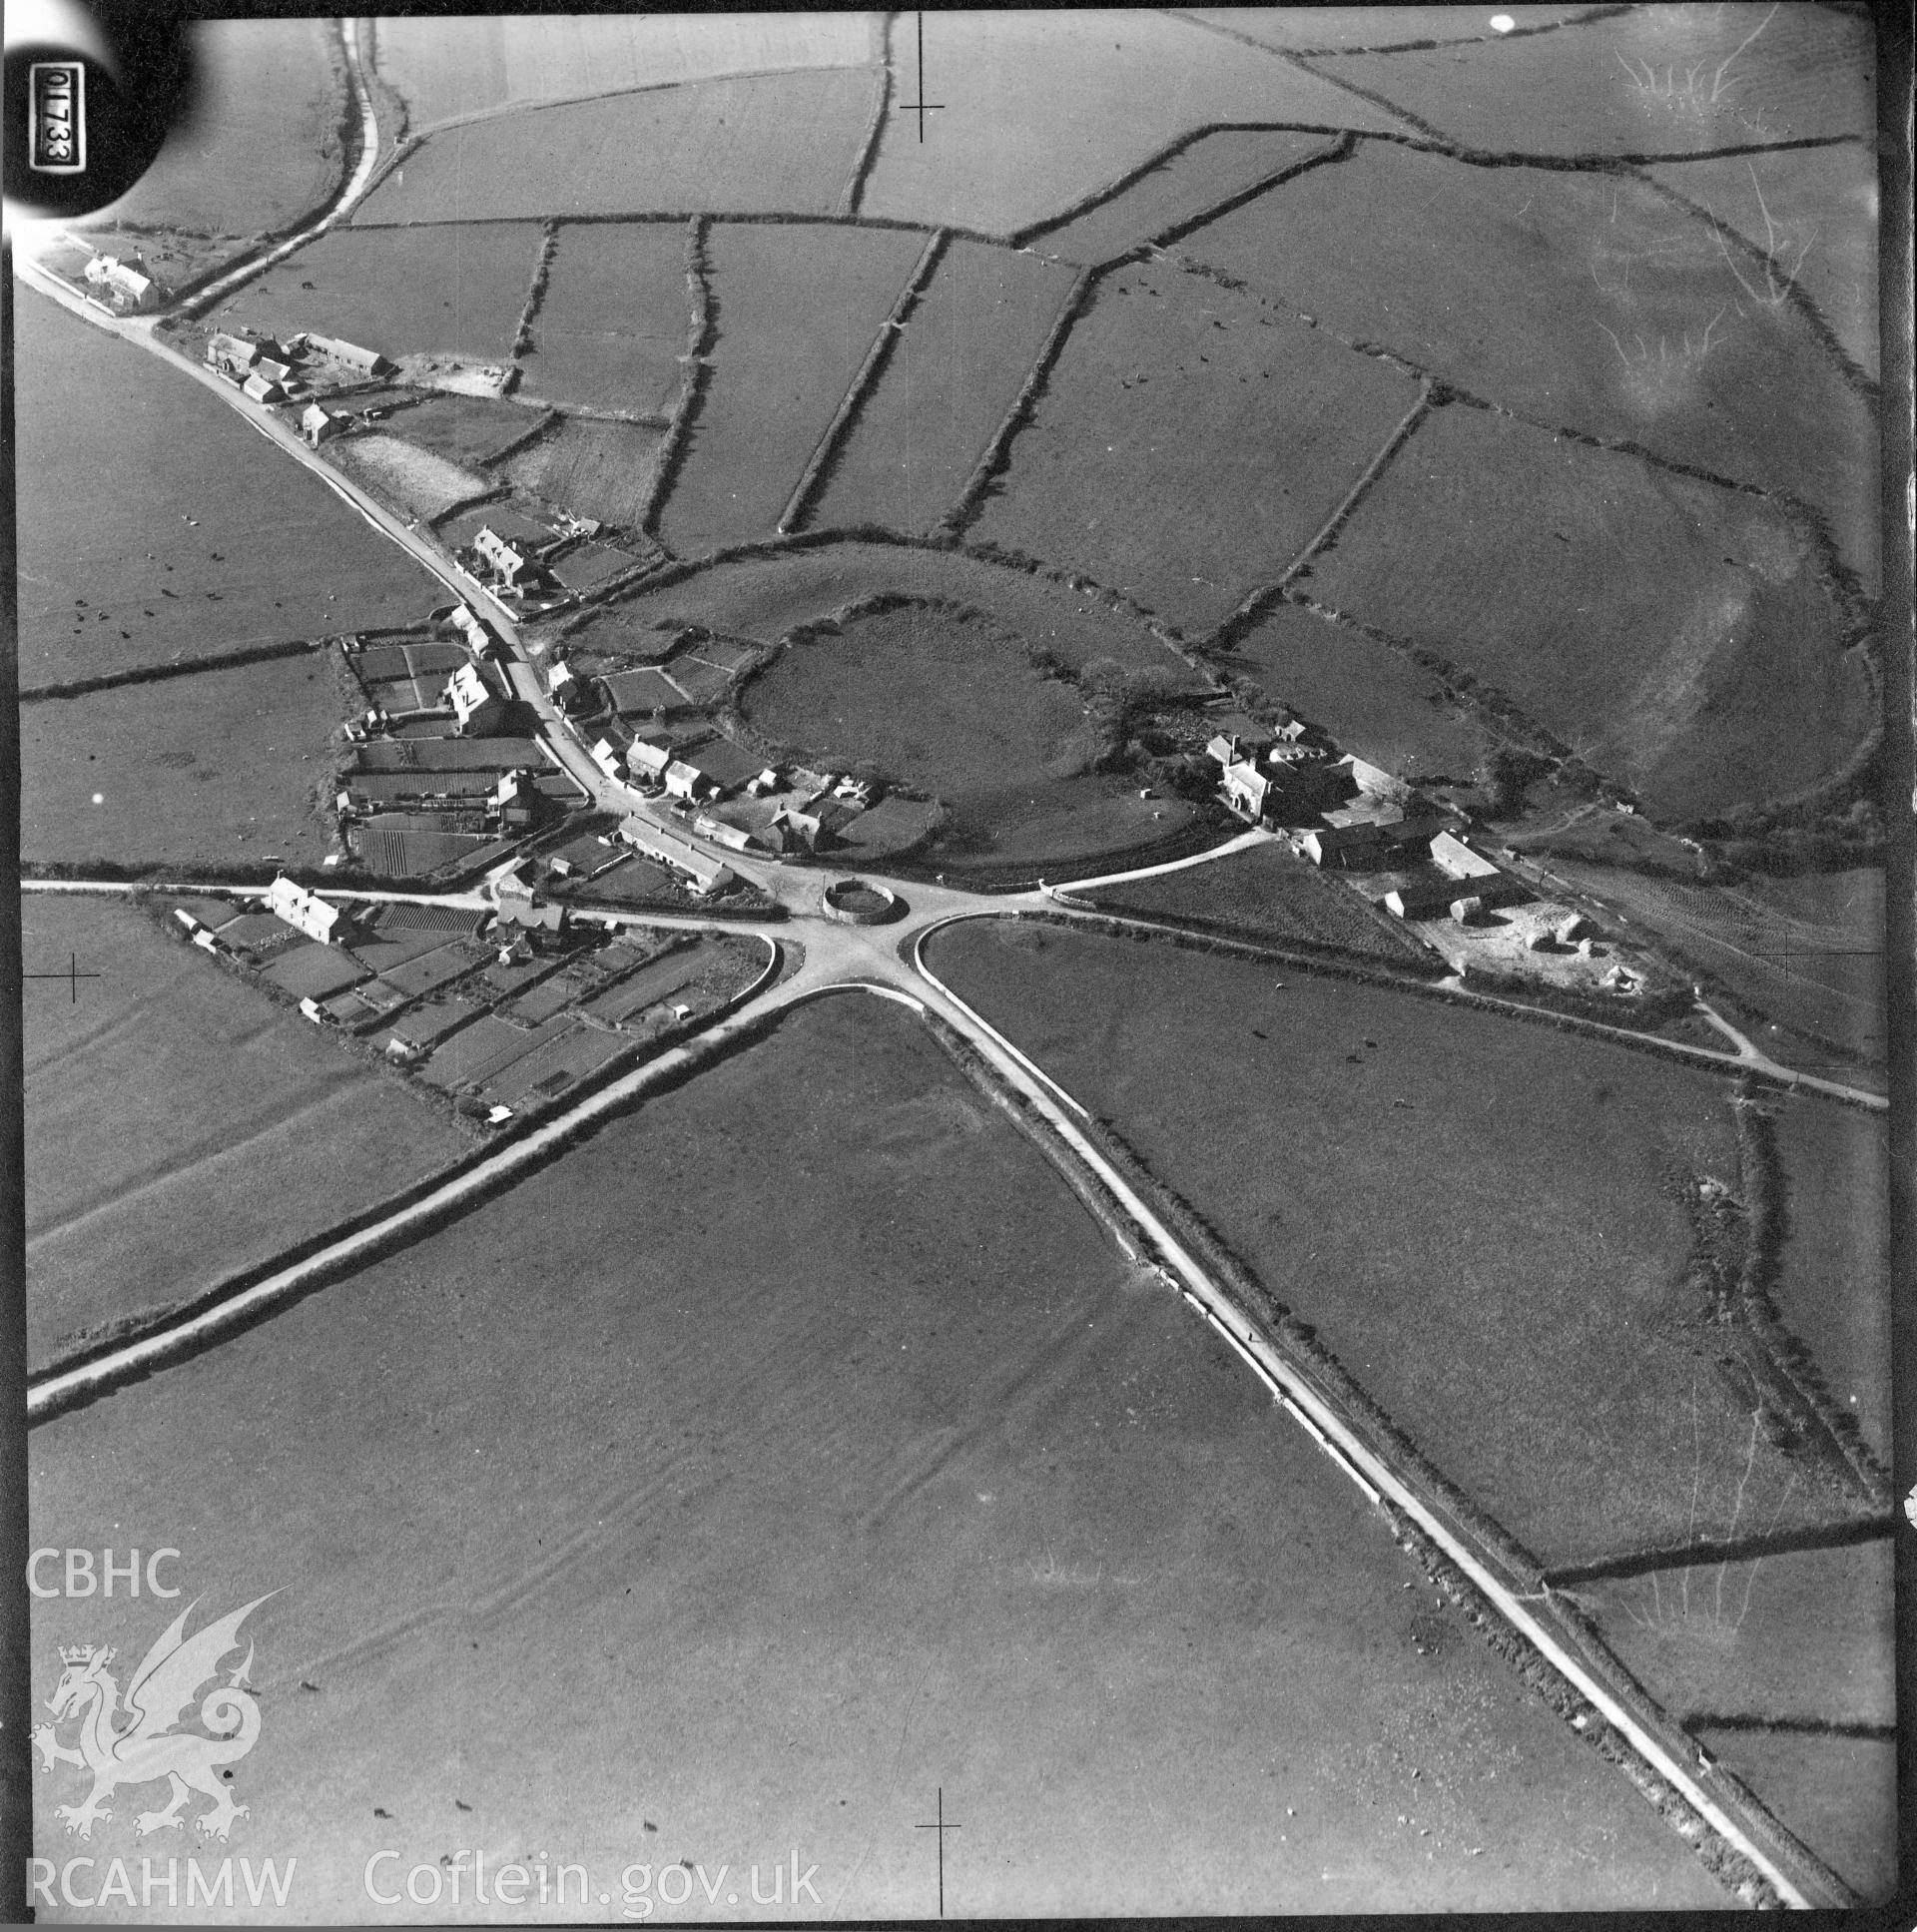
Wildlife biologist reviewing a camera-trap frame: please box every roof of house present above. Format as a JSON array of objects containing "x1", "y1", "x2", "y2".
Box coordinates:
[{"x1": 1430, "y1": 830, "x2": 1500, "y2": 878}]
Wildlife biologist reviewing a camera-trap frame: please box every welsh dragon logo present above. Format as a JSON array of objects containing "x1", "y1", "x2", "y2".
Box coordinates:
[{"x1": 32, "y1": 1597, "x2": 274, "y2": 1842}]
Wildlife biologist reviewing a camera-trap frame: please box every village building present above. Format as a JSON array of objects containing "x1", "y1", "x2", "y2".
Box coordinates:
[
  {"x1": 447, "y1": 605, "x2": 499, "y2": 658},
  {"x1": 83, "y1": 254, "x2": 160, "y2": 314},
  {"x1": 301, "y1": 402, "x2": 340, "y2": 446},
  {"x1": 1221, "y1": 759, "x2": 1270, "y2": 823},
  {"x1": 242, "y1": 371, "x2": 286, "y2": 404},
  {"x1": 269, "y1": 874, "x2": 344, "y2": 946},
  {"x1": 489, "y1": 769, "x2": 545, "y2": 831},
  {"x1": 662, "y1": 759, "x2": 713, "y2": 803},
  {"x1": 618, "y1": 817, "x2": 735, "y2": 895},
  {"x1": 1300, "y1": 821, "x2": 1386, "y2": 868},
  {"x1": 770, "y1": 797, "x2": 859, "y2": 853},
  {"x1": 1383, "y1": 877, "x2": 1465, "y2": 920},
  {"x1": 206, "y1": 331, "x2": 264, "y2": 378},
  {"x1": 692, "y1": 814, "x2": 761, "y2": 855},
  {"x1": 446, "y1": 661, "x2": 507, "y2": 736},
  {"x1": 626, "y1": 740, "x2": 674, "y2": 786},
  {"x1": 474, "y1": 525, "x2": 538, "y2": 587},
  {"x1": 589, "y1": 738, "x2": 625, "y2": 782},
  {"x1": 304, "y1": 333, "x2": 392, "y2": 378}
]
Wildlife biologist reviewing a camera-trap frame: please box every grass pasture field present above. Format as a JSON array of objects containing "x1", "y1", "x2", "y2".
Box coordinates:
[
  {"x1": 1310, "y1": 5, "x2": 1874, "y2": 154},
  {"x1": 1226, "y1": 600, "x2": 1491, "y2": 782},
  {"x1": 501, "y1": 417, "x2": 667, "y2": 529},
  {"x1": 585, "y1": 542, "x2": 1194, "y2": 679},
  {"x1": 1544, "y1": 863, "x2": 1887, "y2": 1071},
  {"x1": 211, "y1": 222, "x2": 542, "y2": 368},
  {"x1": 659, "y1": 224, "x2": 927, "y2": 554},
  {"x1": 971, "y1": 256, "x2": 1419, "y2": 631},
  {"x1": 1085, "y1": 842, "x2": 1442, "y2": 968},
  {"x1": 76, "y1": 18, "x2": 345, "y2": 287},
  {"x1": 742, "y1": 601, "x2": 1196, "y2": 867},
  {"x1": 13, "y1": 293, "x2": 434, "y2": 687},
  {"x1": 354, "y1": 69, "x2": 880, "y2": 224},
  {"x1": 1570, "y1": 1539, "x2": 1893, "y2": 1734},
  {"x1": 1645, "y1": 144, "x2": 1881, "y2": 380},
  {"x1": 329, "y1": 433, "x2": 490, "y2": 522},
  {"x1": 813, "y1": 241, "x2": 1078, "y2": 534},
  {"x1": 387, "y1": 392, "x2": 549, "y2": 468},
  {"x1": 926, "y1": 920, "x2": 1863, "y2": 1569},
  {"x1": 1182, "y1": 143, "x2": 1880, "y2": 589},
  {"x1": 1307, "y1": 405, "x2": 1871, "y2": 823},
  {"x1": 28, "y1": 995, "x2": 1729, "y2": 1915},
  {"x1": 859, "y1": 10, "x2": 1415, "y2": 236},
  {"x1": 1697, "y1": 1728, "x2": 1893, "y2": 1902},
  {"x1": 517, "y1": 222, "x2": 690, "y2": 417},
  {"x1": 370, "y1": 12, "x2": 876, "y2": 131},
  {"x1": 21, "y1": 894, "x2": 464, "y2": 1368},
  {"x1": 21, "y1": 652, "x2": 347, "y2": 870},
  {"x1": 1033, "y1": 130, "x2": 1340, "y2": 267},
  {"x1": 1183, "y1": 8, "x2": 1599, "y2": 53}
]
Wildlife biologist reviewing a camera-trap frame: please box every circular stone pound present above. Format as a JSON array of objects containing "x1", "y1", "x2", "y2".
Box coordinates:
[{"x1": 823, "y1": 877, "x2": 903, "y2": 925}]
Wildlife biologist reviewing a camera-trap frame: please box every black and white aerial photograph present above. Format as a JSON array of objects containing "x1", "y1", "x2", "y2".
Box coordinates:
[{"x1": 2, "y1": 0, "x2": 1906, "y2": 1920}]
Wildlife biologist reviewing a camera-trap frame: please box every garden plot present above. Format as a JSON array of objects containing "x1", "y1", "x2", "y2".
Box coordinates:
[
  {"x1": 812, "y1": 241, "x2": 1078, "y2": 534},
  {"x1": 1183, "y1": 142, "x2": 1879, "y2": 585},
  {"x1": 658, "y1": 223, "x2": 926, "y2": 554},
  {"x1": 353, "y1": 69, "x2": 879, "y2": 224},
  {"x1": 387, "y1": 393, "x2": 550, "y2": 468},
  {"x1": 1308, "y1": 406, "x2": 1871, "y2": 824},
  {"x1": 971, "y1": 256, "x2": 1418, "y2": 631}
]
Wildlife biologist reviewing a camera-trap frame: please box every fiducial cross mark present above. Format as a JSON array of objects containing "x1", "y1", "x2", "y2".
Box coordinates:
[{"x1": 898, "y1": 12, "x2": 945, "y2": 142}]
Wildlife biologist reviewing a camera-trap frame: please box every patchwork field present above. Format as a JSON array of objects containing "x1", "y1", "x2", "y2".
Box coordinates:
[
  {"x1": 518, "y1": 221, "x2": 690, "y2": 416},
  {"x1": 813, "y1": 241, "x2": 1077, "y2": 534},
  {"x1": 501, "y1": 418, "x2": 667, "y2": 529},
  {"x1": 1032, "y1": 130, "x2": 1340, "y2": 266},
  {"x1": 21, "y1": 893, "x2": 464, "y2": 1369},
  {"x1": 659, "y1": 223, "x2": 926, "y2": 554},
  {"x1": 1085, "y1": 843, "x2": 1443, "y2": 968},
  {"x1": 1544, "y1": 864, "x2": 1887, "y2": 1070},
  {"x1": 1308, "y1": 406, "x2": 1871, "y2": 823},
  {"x1": 211, "y1": 222, "x2": 542, "y2": 367},
  {"x1": 972, "y1": 257, "x2": 1419, "y2": 631},
  {"x1": 21, "y1": 653, "x2": 346, "y2": 870},
  {"x1": 584, "y1": 543, "x2": 1194, "y2": 680},
  {"x1": 743, "y1": 601, "x2": 1195, "y2": 867},
  {"x1": 13, "y1": 294, "x2": 434, "y2": 687},
  {"x1": 1183, "y1": 142, "x2": 1880, "y2": 588},
  {"x1": 1227, "y1": 600, "x2": 1491, "y2": 781},
  {"x1": 29, "y1": 996, "x2": 1727, "y2": 1915},
  {"x1": 75, "y1": 18, "x2": 344, "y2": 286},
  {"x1": 1645, "y1": 143, "x2": 1881, "y2": 380},
  {"x1": 1311, "y1": 4, "x2": 1874, "y2": 153},
  {"x1": 370, "y1": 12, "x2": 876, "y2": 130},
  {"x1": 859, "y1": 10, "x2": 1415, "y2": 235},
  {"x1": 926, "y1": 921, "x2": 1867, "y2": 1569},
  {"x1": 354, "y1": 69, "x2": 880, "y2": 224}
]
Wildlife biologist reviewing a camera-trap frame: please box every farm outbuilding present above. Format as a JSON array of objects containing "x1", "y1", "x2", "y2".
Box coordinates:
[
  {"x1": 626, "y1": 740, "x2": 674, "y2": 784},
  {"x1": 662, "y1": 759, "x2": 712, "y2": 802},
  {"x1": 242, "y1": 372, "x2": 286, "y2": 403},
  {"x1": 306, "y1": 333, "x2": 392, "y2": 378},
  {"x1": 1383, "y1": 877, "x2": 1462, "y2": 920},
  {"x1": 618, "y1": 817, "x2": 735, "y2": 894},
  {"x1": 1431, "y1": 831, "x2": 1501, "y2": 882}
]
